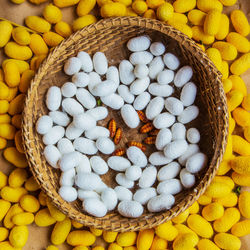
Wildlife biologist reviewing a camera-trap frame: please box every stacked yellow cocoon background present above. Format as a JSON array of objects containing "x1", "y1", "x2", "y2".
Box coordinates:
[{"x1": 0, "y1": 0, "x2": 250, "y2": 249}]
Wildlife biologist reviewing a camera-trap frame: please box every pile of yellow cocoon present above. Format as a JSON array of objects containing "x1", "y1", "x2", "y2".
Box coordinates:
[{"x1": 0, "y1": 0, "x2": 249, "y2": 249}]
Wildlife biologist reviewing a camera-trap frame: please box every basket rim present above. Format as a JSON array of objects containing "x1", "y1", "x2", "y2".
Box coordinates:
[{"x1": 22, "y1": 16, "x2": 228, "y2": 232}]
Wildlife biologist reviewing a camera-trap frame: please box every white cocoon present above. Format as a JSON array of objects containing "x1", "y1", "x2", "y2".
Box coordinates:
[
  {"x1": 46, "y1": 86, "x2": 61, "y2": 111},
  {"x1": 147, "y1": 194, "x2": 175, "y2": 212},
  {"x1": 96, "y1": 137, "x2": 115, "y2": 155},
  {"x1": 127, "y1": 35, "x2": 151, "y2": 52},
  {"x1": 149, "y1": 152, "x2": 172, "y2": 166},
  {"x1": 73, "y1": 137, "x2": 98, "y2": 155},
  {"x1": 114, "y1": 186, "x2": 133, "y2": 201},
  {"x1": 59, "y1": 186, "x2": 77, "y2": 202},
  {"x1": 148, "y1": 56, "x2": 165, "y2": 79},
  {"x1": 60, "y1": 168, "x2": 75, "y2": 186},
  {"x1": 75, "y1": 172, "x2": 102, "y2": 190},
  {"x1": 153, "y1": 112, "x2": 175, "y2": 129},
  {"x1": 72, "y1": 72, "x2": 90, "y2": 87},
  {"x1": 76, "y1": 88, "x2": 96, "y2": 109},
  {"x1": 157, "y1": 178, "x2": 182, "y2": 195},
  {"x1": 90, "y1": 156, "x2": 108, "y2": 175},
  {"x1": 59, "y1": 151, "x2": 82, "y2": 171},
  {"x1": 101, "y1": 93, "x2": 124, "y2": 110},
  {"x1": 174, "y1": 65, "x2": 193, "y2": 87},
  {"x1": 57, "y1": 138, "x2": 74, "y2": 154},
  {"x1": 155, "y1": 128, "x2": 172, "y2": 150},
  {"x1": 119, "y1": 60, "x2": 135, "y2": 85},
  {"x1": 77, "y1": 51, "x2": 93, "y2": 73},
  {"x1": 163, "y1": 53, "x2": 180, "y2": 70},
  {"x1": 108, "y1": 156, "x2": 131, "y2": 171},
  {"x1": 157, "y1": 162, "x2": 181, "y2": 181},
  {"x1": 62, "y1": 98, "x2": 84, "y2": 116},
  {"x1": 180, "y1": 168, "x2": 196, "y2": 188},
  {"x1": 82, "y1": 198, "x2": 107, "y2": 217},
  {"x1": 85, "y1": 126, "x2": 110, "y2": 140},
  {"x1": 65, "y1": 123, "x2": 84, "y2": 140},
  {"x1": 163, "y1": 139, "x2": 188, "y2": 159},
  {"x1": 127, "y1": 146, "x2": 147, "y2": 167},
  {"x1": 139, "y1": 165, "x2": 157, "y2": 188},
  {"x1": 186, "y1": 152, "x2": 208, "y2": 173},
  {"x1": 150, "y1": 42, "x2": 165, "y2": 56},
  {"x1": 130, "y1": 77, "x2": 150, "y2": 95},
  {"x1": 86, "y1": 107, "x2": 108, "y2": 121},
  {"x1": 73, "y1": 113, "x2": 96, "y2": 130},
  {"x1": 148, "y1": 83, "x2": 174, "y2": 97},
  {"x1": 118, "y1": 200, "x2": 144, "y2": 218},
  {"x1": 121, "y1": 104, "x2": 140, "y2": 129},
  {"x1": 36, "y1": 115, "x2": 53, "y2": 135},
  {"x1": 146, "y1": 96, "x2": 164, "y2": 120},
  {"x1": 49, "y1": 111, "x2": 70, "y2": 127},
  {"x1": 129, "y1": 51, "x2": 153, "y2": 65},
  {"x1": 133, "y1": 92, "x2": 151, "y2": 111},
  {"x1": 42, "y1": 126, "x2": 65, "y2": 145},
  {"x1": 64, "y1": 57, "x2": 81, "y2": 75},
  {"x1": 101, "y1": 188, "x2": 118, "y2": 211},
  {"x1": 93, "y1": 52, "x2": 108, "y2": 75},
  {"x1": 44, "y1": 145, "x2": 61, "y2": 168},
  {"x1": 61, "y1": 82, "x2": 77, "y2": 98},
  {"x1": 116, "y1": 173, "x2": 134, "y2": 189},
  {"x1": 133, "y1": 187, "x2": 157, "y2": 205}
]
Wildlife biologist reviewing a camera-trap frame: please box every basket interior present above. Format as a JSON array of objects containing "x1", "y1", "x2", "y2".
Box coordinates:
[{"x1": 22, "y1": 17, "x2": 228, "y2": 231}]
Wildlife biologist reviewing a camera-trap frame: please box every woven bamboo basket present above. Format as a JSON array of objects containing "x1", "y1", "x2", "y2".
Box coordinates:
[{"x1": 22, "y1": 16, "x2": 228, "y2": 232}]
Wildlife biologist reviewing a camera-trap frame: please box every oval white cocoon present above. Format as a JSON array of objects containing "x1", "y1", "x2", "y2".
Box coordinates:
[
  {"x1": 186, "y1": 152, "x2": 208, "y2": 173},
  {"x1": 36, "y1": 115, "x2": 53, "y2": 135},
  {"x1": 121, "y1": 104, "x2": 140, "y2": 128},
  {"x1": 43, "y1": 126, "x2": 65, "y2": 145},
  {"x1": 133, "y1": 187, "x2": 157, "y2": 205},
  {"x1": 139, "y1": 165, "x2": 157, "y2": 188},
  {"x1": 82, "y1": 198, "x2": 107, "y2": 217},
  {"x1": 44, "y1": 145, "x2": 61, "y2": 168},
  {"x1": 46, "y1": 86, "x2": 61, "y2": 111},
  {"x1": 155, "y1": 128, "x2": 172, "y2": 150},
  {"x1": 49, "y1": 111, "x2": 70, "y2": 127},
  {"x1": 163, "y1": 139, "x2": 188, "y2": 159},
  {"x1": 157, "y1": 178, "x2": 182, "y2": 195},
  {"x1": 64, "y1": 57, "x2": 81, "y2": 75},
  {"x1": 149, "y1": 152, "x2": 173, "y2": 166},
  {"x1": 146, "y1": 96, "x2": 164, "y2": 120},
  {"x1": 76, "y1": 88, "x2": 96, "y2": 109},
  {"x1": 77, "y1": 51, "x2": 93, "y2": 73},
  {"x1": 90, "y1": 156, "x2": 108, "y2": 175},
  {"x1": 96, "y1": 137, "x2": 115, "y2": 155},
  {"x1": 118, "y1": 200, "x2": 144, "y2": 218},
  {"x1": 180, "y1": 168, "x2": 196, "y2": 188},
  {"x1": 59, "y1": 186, "x2": 77, "y2": 202},
  {"x1": 101, "y1": 188, "x2": 118, "y2": 211},
  {"x1": 153, "y1": 112, "x2": 175, "y2": 129},
  {"x1": 101, "y1": 93, "x2": 124, "y2": 110},
  {"x1": 114, "y1": 186, "x2": 133, "y2": 201},
  {"x1": 127, "y1": 146, "x2": 147, "y2": 167},
  {"x1": 119, "y1": 60, "x2": 135, "y2": 85},
  {"x1": 133, "y1": 92, "x2": 151, "y2": 111},
  {"x1": 147, "y1": 194, "x2": 175, "y2": 212},
  {"x1": 157, "y1": 162, "x2": 181, "y2": 181},
  {"x1": 73, "y1": 137, "x2": 98, "y2": 155},
  {"x1": 174, "y1": 65, "x2": 193, "y2": 87},
  {"x1": 108, "y1": 156, "x2": 131, "y2": 171},
  {"x1": 93, "y1": 52, "x2": 108, "y2": 75},
  {"x1": 62, "y1": 98, "x2": 84, "y2": 116},
  {"x1": 85, "y1": 126, "x2": 110, "y2": 140},
  {"x1": 127, "y1": 35, "x2": 151, "y2": 52}
]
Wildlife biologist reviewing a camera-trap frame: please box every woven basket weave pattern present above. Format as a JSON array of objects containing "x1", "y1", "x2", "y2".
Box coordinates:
[{"x1": 22, "y1": 17, "x2": 228, "y2": 232}]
